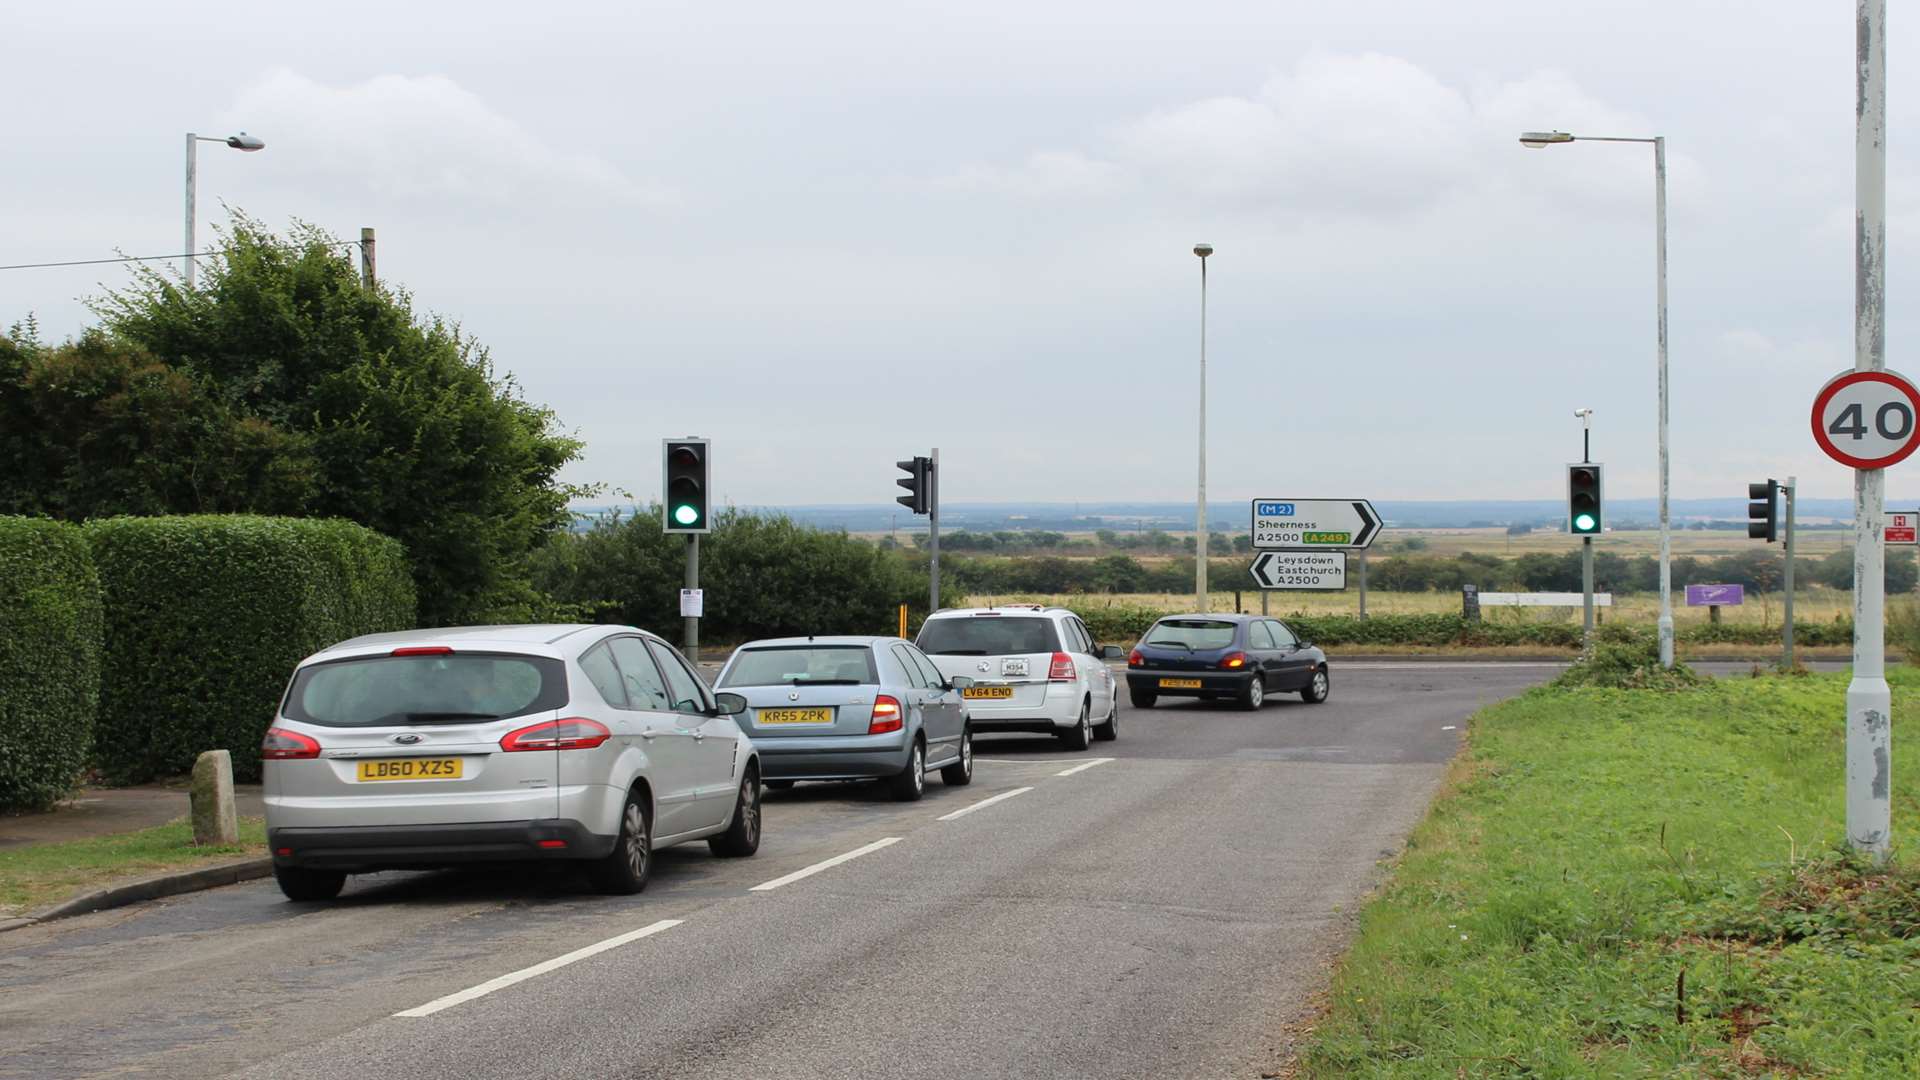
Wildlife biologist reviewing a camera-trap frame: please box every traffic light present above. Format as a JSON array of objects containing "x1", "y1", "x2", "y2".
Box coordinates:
[
  {"x1": 1567, "y1": 463, "x2": 1603, "y2": 536},
  {"x1": 895, "y1": 456, "x2": 931, "y2": 515},
  {"x1": 1748, "y1": 479, "x2": 1779, "y2": 542},
  {"x1": 662, "y1": 438, "x2": 710, "y2": 533}
]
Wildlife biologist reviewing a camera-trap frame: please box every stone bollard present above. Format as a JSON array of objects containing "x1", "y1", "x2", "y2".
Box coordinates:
[{"x1": 190, "y1": 749, "x2": 239, "y2": 846}]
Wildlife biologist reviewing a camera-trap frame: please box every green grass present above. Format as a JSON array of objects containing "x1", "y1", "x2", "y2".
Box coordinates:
[
  {"x1": 1299, "y1": 670, "x2": 1920, "y2": 1077},
  {"x1": 0, "y1": 816, "x2": 266, "y2": 917}
]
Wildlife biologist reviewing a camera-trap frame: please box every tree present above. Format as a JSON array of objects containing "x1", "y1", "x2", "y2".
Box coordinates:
[{"x1": 41, "y1": 216, "x2": 588, "y2": 624}]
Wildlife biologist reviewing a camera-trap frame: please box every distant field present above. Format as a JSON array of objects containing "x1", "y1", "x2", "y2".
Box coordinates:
[
  {"x1": 871, "y1": 526, "x2": 1852, "y2": 561},
  {"x1": 971, "y1": 587, "x2": 1855, "y2": 627}
]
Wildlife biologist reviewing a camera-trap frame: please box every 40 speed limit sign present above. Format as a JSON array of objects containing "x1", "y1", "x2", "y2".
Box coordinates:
[{"x1": 1813, "y1": 369, "x2": 1920, "y2": 469}]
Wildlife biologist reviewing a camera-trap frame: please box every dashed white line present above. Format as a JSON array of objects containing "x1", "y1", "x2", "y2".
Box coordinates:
[
  {"x1": 749, "y1": 836, "x2": 901, "y2": 892},
  {"x1": 1441, "y1": 725, "x2": 1458, "y2": 731},
  {"x1": 1055, "y1": 757, "x2": 1114, "y2": 777},
  {"x1": 394, "y1": 919, "x2": 682, "y2": 1017},
  {"x1": 973, "y1": 757, "x2": 1082, "y2": 765},
  {"x1": 936, "y1": 786, "x2": 1034, "y2": 821}
]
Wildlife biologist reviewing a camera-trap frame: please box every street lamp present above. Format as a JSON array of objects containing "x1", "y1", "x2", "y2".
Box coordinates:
[
  {"x1": 1193, "y1": 242, "x2": 1213, "y2": 611},
  {"x1": 184, "y1": 131, "x2": 266, "y2": 288},
  {"x1": 1520, "y1": 129, "x2": 1673, "y2": 669}
]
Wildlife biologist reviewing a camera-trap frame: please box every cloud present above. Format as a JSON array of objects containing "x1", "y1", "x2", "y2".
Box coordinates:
[
  {"x1": 943, "y1": 52, "x2": 1697, "y2": 221},
  {"x1": 222, "y1": 69, "x2": 668, "y2": 206}
]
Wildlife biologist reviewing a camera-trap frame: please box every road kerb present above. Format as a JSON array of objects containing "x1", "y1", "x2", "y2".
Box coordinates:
[{"x1": 4, "y1": 856, "x2": 274, "y2": 932}]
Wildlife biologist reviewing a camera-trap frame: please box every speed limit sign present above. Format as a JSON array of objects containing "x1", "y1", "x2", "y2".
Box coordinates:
[{"x1": 1812, "y1": 369, "x2": 1920, "y2": 469}]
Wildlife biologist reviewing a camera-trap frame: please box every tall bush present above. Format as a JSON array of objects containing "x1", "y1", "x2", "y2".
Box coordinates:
[
  {"x1": 0, "y1": 518, "x2": 103, "y2": 810},
  {"x1": 87, "y1": 516, "x2": 415, "y2": 782}
]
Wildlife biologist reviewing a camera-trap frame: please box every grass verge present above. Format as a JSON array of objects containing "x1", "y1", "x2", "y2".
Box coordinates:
[
  {"x1": 0, "y1": 816, "x2": 266, "y2": 917},
  {"x1": 1297, "y1": 668, "x2": 1920, "y2": 1077}
]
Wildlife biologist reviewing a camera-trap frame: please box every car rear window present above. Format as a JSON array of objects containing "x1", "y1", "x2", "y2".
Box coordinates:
[
  {"x1": 916, "y1": 616, "x2": 1059, "y2": 656},
  {"x1": 719, "y1": 646, "x2": 878, "y2": 687},
  {"x1": 283, "y1": 653, "x2": 568, "y2": 727},
  {"x1": 1144, "y1": 619, "x2": 1239, "y2": 650}
]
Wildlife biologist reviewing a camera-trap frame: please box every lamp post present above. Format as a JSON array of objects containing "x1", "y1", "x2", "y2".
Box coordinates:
[
  {"x1": 1193, "y1": 242, "x2": 1213, "y2": 612},
  {"x1": 1520, "y1": 130, "x2": 1673, "y2": 668},
  {"x1": 184, "y1": 131, "x2": 265, "y2": 288}
]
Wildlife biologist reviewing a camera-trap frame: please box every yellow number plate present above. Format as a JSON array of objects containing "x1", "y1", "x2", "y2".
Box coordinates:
[
  {"x1": 757, "y1": 708, "x2": 834, "y2": 724},
  {"x1": 963, "y1": 686, "x2": 1014, "y2": 700},
  {"x1": 1159, "y1": 678, "x2": 1203, "y2": 689},
  {"x1": 356, "y1": 758, "x2": 463, "y2": 782}
]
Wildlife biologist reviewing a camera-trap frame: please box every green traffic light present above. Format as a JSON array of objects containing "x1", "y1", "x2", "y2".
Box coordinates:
[
  {"x1": 673, "y1": 504, "x2": 700, "y2": 526},
  {"x1": 1573, "y1": 513, "x2": 1597, "y2": 532}
]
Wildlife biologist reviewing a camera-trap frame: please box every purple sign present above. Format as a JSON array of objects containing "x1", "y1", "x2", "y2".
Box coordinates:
[{"x1": 1685, "y1": 583, "x2": 1745, "y2": 607}]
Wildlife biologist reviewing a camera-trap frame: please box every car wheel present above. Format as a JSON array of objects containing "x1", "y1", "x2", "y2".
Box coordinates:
[
  {"x1": 709, "y1": 771, "x2": 762, "y2": 857},
  {"x1": 1240, "y1": 674, "x2": 1266, "y2": 711},
  {"x1": 1129, "y1": 687, "x2": 1157, "y2": 709},
  {"x1": 765, "y1": 779, "x2": 795, "y2": 791},
  {"x1": 588, "y1": 790, "x2": 652, "y2": 895},
  {"x1": 1060, "y1": 702, "x2": 1093, "y2": 751},
  {"x1": 1093, "y1": 697, "x2": 1120, "y2": 742},
  {"x1": 941, "y1": 727, "x2": 974, "y2": 786},
  {"x1": 273, "y1": 865, "x2": 345, "y2": 903},
  {"x1": 889, "y1": 739, "x2": 926, "y2": 801},
  {"x1": 1302, "y1": 666, "x2": 1331, "y2": 705}
]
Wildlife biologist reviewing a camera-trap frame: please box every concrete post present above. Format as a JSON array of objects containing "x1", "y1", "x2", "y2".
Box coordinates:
[{"x1": 190, "y1": 750, "x2": 239, "y2": 846}]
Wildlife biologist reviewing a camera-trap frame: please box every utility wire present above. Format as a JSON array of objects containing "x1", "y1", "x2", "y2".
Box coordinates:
[{"x1": 0, "y1": 240, "x2": 363, "y2": 272}]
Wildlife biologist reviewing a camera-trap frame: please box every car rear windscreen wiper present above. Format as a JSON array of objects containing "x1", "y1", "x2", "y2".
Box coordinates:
[
  {"x1": 403, "y1": 711, "x2": 500, "y2": 722},
  {"x1": 1143, "y1": 641, "x2": 1192, "y2": 651}
]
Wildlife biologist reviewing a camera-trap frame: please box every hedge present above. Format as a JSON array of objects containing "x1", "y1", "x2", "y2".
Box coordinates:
[
  {"x1": 87, "y1": 516, "x2": 415, "y2": 783},
  {"x1": 1071, "y1": 603, "x2": 1856, "y2": 652},
  {"x1": 0, "y1": 518, "x2": 104, "y2": 810}
]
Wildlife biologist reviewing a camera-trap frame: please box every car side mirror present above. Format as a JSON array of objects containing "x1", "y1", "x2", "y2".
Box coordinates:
[
  {"x1": 947, "y1": 675, "x2": 974, "y2": 690},
  {"x1": 1099, "y1": 645, "x2": 1126, "y2": 660},
  {"x1": 712, "y1": 692, "x2": 748, "y2": 716}
]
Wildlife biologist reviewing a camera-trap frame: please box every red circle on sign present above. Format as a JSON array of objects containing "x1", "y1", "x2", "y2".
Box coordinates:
[{"x1": 1811, "y1": 369, "x2": 1920, "y2": 469}]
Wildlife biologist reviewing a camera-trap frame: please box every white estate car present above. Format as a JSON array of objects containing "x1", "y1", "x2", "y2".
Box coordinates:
[
  {"x1": 914, "y1": 605, "x2": 1121, "y2": 750},
  {"x1": 262, "y1": 625, "x2": 761, "y2": 902}
]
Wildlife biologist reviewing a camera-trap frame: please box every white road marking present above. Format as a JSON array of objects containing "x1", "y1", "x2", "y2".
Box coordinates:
[
  {"x1": 936, "y1": 786, "x2": 1034, "y2": 821},
  {"x1": 973, "y1": 757, "x2": 1083, "y2": 764},
  {"x1": 749, "y1": 836, "x2": 901, "y2": 892},
  {"x1": 394, "y1": 919, "x2": 682, "y2": 1018},
  {"x1": 1441, "y1": 725, "x2": 1458, "y2": 731},
  {"x1": 1338, "y1": 662, "x2": 1567, "y2": 670},
  {"x1": 1055, "y1": 757, "x2": 1114, "y2": 777}
]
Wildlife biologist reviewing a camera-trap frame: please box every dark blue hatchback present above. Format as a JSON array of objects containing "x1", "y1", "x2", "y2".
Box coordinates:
[{"x1": 1124, "y1": 613, "x2": 1329, "y2": 710}]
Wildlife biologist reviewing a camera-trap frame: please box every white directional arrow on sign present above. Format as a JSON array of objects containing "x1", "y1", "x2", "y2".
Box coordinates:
[
  {"x1": 1251, "y1": 499, "x2": 1382, "y2": 550},
  {"x1": 1249, "y1": 550, "x2": 1347, "y2": 590}
]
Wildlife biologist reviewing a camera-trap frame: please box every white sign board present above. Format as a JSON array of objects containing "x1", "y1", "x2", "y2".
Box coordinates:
[
  {"x1": 1812, "y1": 368, "x2": 1920, "y2": 469},
  {"x1": 1249, "y1": 550, "x2": 1346, "y2": 590},
  {"x1": 679, "y1": 588, "x2": 704, "y2": 618},
  {"x1": 1251, "y1": 499, "x2": 1382, "y2": 550},
  {"x1": 1476, "y1": 592, "x2": 1613, "y2": 608}
]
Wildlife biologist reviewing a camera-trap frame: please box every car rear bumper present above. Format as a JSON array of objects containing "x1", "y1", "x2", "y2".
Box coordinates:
[
  {"x1": 1126, "y1": 671, "x2": 1254, "y2": 697},
  {"x1": 752, "y1": 733, "x2": 913, "y2": 780},
  {"x1": 268, "y1": 819, "x2": 616, "y2": 870}
]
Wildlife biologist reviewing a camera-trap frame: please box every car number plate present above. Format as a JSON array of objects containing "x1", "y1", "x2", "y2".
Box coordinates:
[
  {"x1": 1158, "y1": 678, "x2": 1203, "y2": 689},
  {"x1": 356, "y1": 758, "x2": 463, "y2": 782},
  {"x1": 963, "y1": 686, "x2": 1014, "y2": 700},
  {"x1": 757, "y1": 708, "x2": 833, "y2": 724}
]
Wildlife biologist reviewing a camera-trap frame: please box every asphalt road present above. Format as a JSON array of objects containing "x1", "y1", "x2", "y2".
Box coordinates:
[{"x1": 2, "y1": 662, "x2": 1558, "y2": 1079}]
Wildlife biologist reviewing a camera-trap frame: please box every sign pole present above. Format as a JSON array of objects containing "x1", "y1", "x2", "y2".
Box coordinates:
[
  {"x1": 1784, "y1": 476, "x2": 1797, "y2": 669},
  {"x1": 1849, "y1": 0, "x2": 1891, "y2": 862},
  {"x1": 1358, "y1": 548, "x2": 1369, "y2": 619}
]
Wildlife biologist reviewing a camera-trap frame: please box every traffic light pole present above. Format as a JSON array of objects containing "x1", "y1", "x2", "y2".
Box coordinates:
[
  {"x1": 1783, "y1": 476, "x2": 1797, "y2": 669},
  {"x1": 928, "y1": 447, "x2": 941, "y2": 615},
  {"x1": 1582, "y1": 538, "x2": 1594, "y2": 652},
  {"x1": 685, "y1": 534, "x2": 699, "y2": 663}
]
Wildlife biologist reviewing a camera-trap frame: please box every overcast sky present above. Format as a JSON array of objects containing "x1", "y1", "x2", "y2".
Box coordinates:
[{"x1": 6, "y1": 2, "x2": 1916, "y2": 507}]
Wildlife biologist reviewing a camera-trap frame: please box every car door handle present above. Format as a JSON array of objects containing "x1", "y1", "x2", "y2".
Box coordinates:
[
  {"x1": 640, "y1": 727, "x2": 657, "y2": 740},
  {"x1": 692, "y1": 730, "x2": 705, "y2": 742}
]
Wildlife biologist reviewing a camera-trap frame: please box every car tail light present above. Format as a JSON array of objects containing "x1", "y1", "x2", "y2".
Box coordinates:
[
  {"x1": 868, "y1": 694, "x2": 904, "y2": 735},
  {"x1": 537, "y1": 839, "x2": 569, "y2": 849},
  {"x1": 500, "y1": 717, "x2": 612, "y2": 752},
  {"x1": 391, "y1": 646, "x2": 453, "y2": 656},
  {"x1": 261, "y1": 727, "x2": 321, "y2": 760},
  {"x1": 1048, "y1": 651, "x2": 1076, "y2": 681},
  {"x1": 1127, "y1": 649, "x2": 1144, "y2": 667},
  {"x1": 1220, "y1": 652, "x2": 1249, "y2": 670}
]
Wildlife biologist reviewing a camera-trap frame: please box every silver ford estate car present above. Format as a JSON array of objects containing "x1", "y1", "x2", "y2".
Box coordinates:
[{"x1": 262, "y1": 625, "x2": 762, "y2": 902}]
